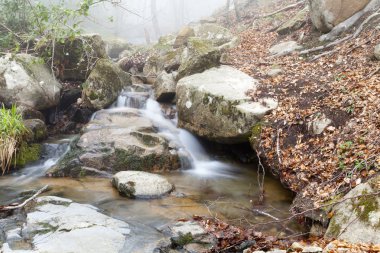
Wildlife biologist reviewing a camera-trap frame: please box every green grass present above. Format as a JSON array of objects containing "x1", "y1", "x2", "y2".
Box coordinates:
[{"x1": 0, "y1": 105, "x2": 29, "y2": 174}]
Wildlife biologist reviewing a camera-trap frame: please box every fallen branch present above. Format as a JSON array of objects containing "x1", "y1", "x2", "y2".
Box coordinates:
[
  {"x1": 0, "y1": 185, "x2": 49, "y2": 211},
  {"x1": 258, "y1": 0, "x2": 305, "y2": 19}
]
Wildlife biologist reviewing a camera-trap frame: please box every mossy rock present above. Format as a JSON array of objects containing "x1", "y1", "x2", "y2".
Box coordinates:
[
  {"x1": 35, "y1": 34, "x2": 108, "y2": 81},
  {"x1": 82, "y1": 58, "x2": 131, "y2": 110},
  {"x1": 14, "y1": 143, "x2": 42, "y2": 168}
]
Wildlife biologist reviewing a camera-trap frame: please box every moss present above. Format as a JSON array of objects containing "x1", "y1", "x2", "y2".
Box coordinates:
[
  {"x1": 172, "y1": 233, "x2": 194, "y2": 247},
  {"x1": 354, "y1": 190, "x2": 379, "y2": 224},
  {"x1": 14, "y1": 143, "x2": 42, "y2": 167},
  {"x1": 327, "y1": 219, "x2": 342, "y2": 238},
  {"x1": 249, "y1": 122, "x2": 262, "y2": 149}
]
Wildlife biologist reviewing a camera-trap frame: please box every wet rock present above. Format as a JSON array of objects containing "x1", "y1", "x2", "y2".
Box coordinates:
[
  {"x1": 60, "y1": 88, "x2": 82, "y2": 111},
  {"x1": 35, "y1": 34, "x2": 108, "y2": 81},
  {"x1": 177, "y1": 37, "x2": 221, "y2": 80},
  {"x1": 374, "y1": 44, "x2": 380, "y2": 60},
  {"x1": 82, "y1": 59, "x2": 131, "y2": 110},
  {"x1": 154, "y1": 71, "x2": 177, "y2": 103},
  {"x1": 68, "y1": 105, "x2": 93, "y2": 124},
  {"x1": 1, "y1": 196, "x2": 130, "y2": 253},
  {"x1": 277, "y1": 7, "x2": 308, "y2": 35},
  {"x1": 269, "y1": 41, "x2": 302, "y2": 57},
  {"x1": 325, "y1": 174, "x2": 380, "y2": 244},
  {"x1": 24, "y1": 119, "x2": 48, "y2": 142},
  {"x1": 177, "y1": 65, "x2": 277, "y2": 143},
  {"x1": 48, "y1": 108, "x2": 180, "y2": 177},
  {"x1": 174, "y1": 26, "x2": 195, "y2": 48},
  {"x1": 112, "y1": 171, "x2": 173, "y2": 198},
  {"x1": 309, "y1": 0, "x2": 370, "y2": 33},
  {"x1": 16, "y1": 106, "x2": 45, "y2": 121},
  {"x1": 0, "y1": 54, "x2": 61, "y2": 111}
]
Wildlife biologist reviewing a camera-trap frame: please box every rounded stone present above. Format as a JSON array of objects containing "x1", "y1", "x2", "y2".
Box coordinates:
[{"x1": 112, "y1": 171, "x2": 174, "y2": 199}]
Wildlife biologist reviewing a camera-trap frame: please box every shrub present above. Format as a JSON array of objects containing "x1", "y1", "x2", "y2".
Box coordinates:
[{"x1": 0, "y1": 105, "x2": 29, "y2": 174}]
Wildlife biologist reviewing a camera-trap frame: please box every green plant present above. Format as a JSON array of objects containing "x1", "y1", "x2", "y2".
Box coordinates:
[{"x1": 0, "y1": 105, "x2": 29, "y2": 174}]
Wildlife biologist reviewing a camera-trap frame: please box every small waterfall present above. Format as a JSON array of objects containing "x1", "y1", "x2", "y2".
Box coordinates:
[{"x1": 113, "y1": 86, "x2": 235, "y2": 178}]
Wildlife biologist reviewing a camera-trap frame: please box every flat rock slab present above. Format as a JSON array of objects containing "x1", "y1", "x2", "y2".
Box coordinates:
[
  {"x1": 177, "y1": 65, "x2": 277, "y2": 143},
  {"x1": 2, "y1": 196, "x2": 130, "y2": 253},
  {"x1": 112, "y1": 171, "x2": 174, "y2": 198}
]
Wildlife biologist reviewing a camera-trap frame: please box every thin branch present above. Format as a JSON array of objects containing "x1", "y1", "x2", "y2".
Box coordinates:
[
  {"x1": 258, "y1": 0, "x2": 305, "y2": 19},
  {"x1": 0, "y1": 185, "x2": 49, "y2": 211}
]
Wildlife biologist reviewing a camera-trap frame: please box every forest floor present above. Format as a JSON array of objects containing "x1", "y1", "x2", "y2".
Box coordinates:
[{"x1": 200, "y1": 0, "x2": 380, "y2": 252}]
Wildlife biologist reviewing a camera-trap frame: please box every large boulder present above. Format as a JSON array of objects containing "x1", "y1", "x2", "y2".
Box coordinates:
[
  {"x1": 82, "y1": 59, "x2": 131, "y2": 110},
  {"x1": 1, "y1": 196, "x2": 130, "y2": 253},
  {"x1": 309, "y1": 0, "x2": 370, "y2": 33},
  {"x1": 177, "y1": 37, "x2": 221, "y2": 81},
  {"x1": 0, "y1": 54, "x2": 61, "y2": 111},
  {"x1": 277, "y1": 7, "x2": 308, "y2": 35},
  {"x1": 176, "y1": 66, "x2": 278, "y2": 143},
  {"x1": 47, "y1": 108, "x2": 180, "y2": 177},
  {"x1": 112, "y1": 171, "x2": 174, "y2": 198},
  {"x1": 104, "y1": 38, "x2": 132, "y2": 58},
  {"x1": 325, "y1": 175, "x2": 380, "y2": 244},
  {"x1": 174, "y1": 26, "x2": 195, "y2": 48},
  {"x1": 154, "y1": 71, "x2": 177, "y2": 103},
  {"x1": 36, "y1": 34, "x2": 108, "y2": 81},
  {"x1": 192, "y1": 23, "x2": 235, "y2": 47}
]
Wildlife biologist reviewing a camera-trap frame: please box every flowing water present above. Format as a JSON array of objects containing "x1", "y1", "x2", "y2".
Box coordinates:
[{"x1": 0, "y1": 84, "x2": 298, "y2": 251}]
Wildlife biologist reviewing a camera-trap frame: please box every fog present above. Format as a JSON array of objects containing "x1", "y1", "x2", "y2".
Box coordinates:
[{"x1": 78, "y1": 0, "x2": 227, "y2": 44}]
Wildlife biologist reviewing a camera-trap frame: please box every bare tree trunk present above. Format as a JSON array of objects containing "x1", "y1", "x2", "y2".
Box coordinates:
[
  {"x1": 144, "y1": 27, "x2": 151, "y2": 44},
  {"x1": 151, "y1": 0, "x2": 161, "y2": 39},
  {"x1": 226, "y1": 0, "x2": 231, "y2": 25},
  {"x1": 233, "y1": 0, "x2": 241, "y2": 22}
]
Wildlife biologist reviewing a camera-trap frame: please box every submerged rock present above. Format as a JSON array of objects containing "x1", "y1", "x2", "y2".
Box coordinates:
[
  {"x1": 0, "y1": 54, "x2": 61, "y2": 111},
  {"x1": 112, "y1": 171, "x2": 173, "y2": 198},
  {"x1": 82, "y1": 59, "x2": 131, "y2": 110},
  {"x1": 48, "y1": 108, "x2": 180, "y2": 177},
  {"x1": 1, "y1": 196, "x2": 130, "y2": 253},
  {"x1": 325, "y1": 174, "x2": 380, "y2": 244},
  {"x1": 177, "y1": 65, "x2": 277, "y2": 143}
]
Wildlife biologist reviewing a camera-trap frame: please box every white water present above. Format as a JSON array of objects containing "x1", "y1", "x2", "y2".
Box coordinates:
[{"x1": 116, "y1": 85, "x2": 235, "y2": 178}]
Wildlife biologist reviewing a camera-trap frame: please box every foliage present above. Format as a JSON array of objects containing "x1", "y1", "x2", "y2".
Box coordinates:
[{"x1": 0, "y1": 105, "x2": 29, "y2": 174}]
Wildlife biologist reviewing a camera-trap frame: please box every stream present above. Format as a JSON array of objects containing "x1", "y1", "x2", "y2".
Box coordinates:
[{"x1": 0, "y1": 85, "x2": 297, "y2": 252}]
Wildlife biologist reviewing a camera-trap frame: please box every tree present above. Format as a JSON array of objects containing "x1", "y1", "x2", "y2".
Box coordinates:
[{"x1": 151, "y1": 0, "x2": 161, "y2": 39}]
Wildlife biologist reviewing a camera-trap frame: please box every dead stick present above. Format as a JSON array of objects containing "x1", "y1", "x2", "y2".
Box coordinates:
[{"x1": 1, "y1": 185, "x2": 49, "y2": 211}]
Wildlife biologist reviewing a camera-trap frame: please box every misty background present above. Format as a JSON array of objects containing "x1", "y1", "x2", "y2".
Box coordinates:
[{"x1": 77, "y1": 0, "x2": 227, "y2": 44}]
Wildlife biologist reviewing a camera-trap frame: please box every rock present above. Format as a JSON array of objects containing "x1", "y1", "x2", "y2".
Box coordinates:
[
  {"x1": 0, "y1": 54, "x2": 61, "y2": 111},
  {"x1": 277, "y1": 7, "x2": 308, "y2": 35},
  {"x1": 24, "y1": 119, "x2": 48, "y2": 142},
  {"x1": 309, "y1": 223, "x2": 326, "y2": 237},
  {"x1": 374, "y1": 44, "x2": 380, "y2": 60},
  {"x1": 308, "y1": 0, "x2": 370, "y2": 33},
  {"x1": 68, "y1": 105, "x2": 93, "y2": 124},
  {"x1": 302, "y1": 246, "x2": 323, "y2": 253},
  {"x1": 60, "y1": 88, "x2": 82, "y2": 111},
  {"x1": 268, "y1": 250, "x2": 286, "y2": 253},
  {"x1": 14, "y1": 143, "x2": 42, "y2": 168},
  {"x1": 308, "y1": 114, "x2": 332, "y2": 135},
  {"x1": 199, "y1": 17, "x2": 217, "y2": 24},
  {"x1": 174, "y1": 26, "x2": 195, "y2": 48},
  {"x1": 104, "y1": 38, "x2": 132, "y2": 58},
  {"x1": 325, "y1": 174, "x2": 380, "y2": 244},
  {"x1": 1, "y1": 196, "x2": 130, "y2": 253},
  {"x1": 154, "y1": 71, "x2": 177, "y2": 103},
  {"x1": 16, "y1": 106, "x2": 45, "y2": 121},
  {"x1": 82, "y1": 59, "x2": 131, "y2": 110},
  {"x1": 269, "y1": 41, "x2": 303, "y2": 56},
  {"x1": 177, "y1": 65, "x2": 277, "y2": 143},
  {"x1": 36, "y1": 34, "x2": 108, "y2": 81},
  {"x1": 177, "y1": 37, "x2": 221, "y2": 80},
  {"x1": 47, "y1": 108, "x2": 180, "y2": 177},
  {"x1": 112, "y1": 171, "x2": 173, "y2": 198},
  {"x1": 291, "y1": 242, "x2": 305, "y2": 251},
  {"x1": 267, "y1": 68, "x2": 283, "y2": 77},
  {"x1": 192, "y1": 23, "x2": 235, "y2": 47}
]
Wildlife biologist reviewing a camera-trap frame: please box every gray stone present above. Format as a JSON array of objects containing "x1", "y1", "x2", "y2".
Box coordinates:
[
  {"x1": 82, "y1": 59, "x2": 131, "y2": 110},
  {"x1": 302, "y1": 246, "x2": 323, "y2": 253},
  {"x1": 309, "y1": 0, "x2": 370, "y2": 33},
  {"x1": 291, "y1": 242, "x2": 304, "y2": 251},
  {"x1": 267, "y1": 68, "x2": 283, "y2": 77},
  {"x1": 174, "y1": 26, "x2": 195, "y2": 48},
  {"x1": 269, "y1": 41, "x2": 302, "y2": 56},
  {"x1": 112, "y1": 171, "x2": 174, "y2": 198},
  {"x1": 24, "y1": 119, "x2": 48, "y2": 142},
  {"x1": 308, "y1": 114, "x2": 332, "y2": 135},
  {"x1": 268, "y1": 250, "x2": 286, "y2": 253},
  {"x1": 47, "y1": 108, "x2": 180, "y2": 177},
  {"x1": 277, "y1": 8, "x2": 308, "y2": 35},
  {"x1": 104, "y1": 38, "x2": 132, "y2": 58},
  {"x1": 374, "y1": 44, "x2": 380, "y2": 60},
  {"x1": 325, "y1": 174, "x2": 380, "y2": 244},
  {"x1": 154, "y1": 71, "x2": 177, "y2": 103},
  {"x1": 0, "y1": 54, "x2": 61, "y2": 110},
  {"x1": 177, "y1": 65, "x2": 277, "y2": 143},
  {"x1": 192, "y1": 23, "x2": 235, "y2": 47}
]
